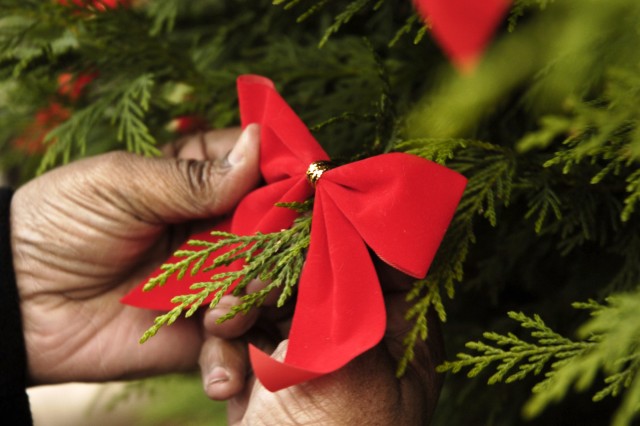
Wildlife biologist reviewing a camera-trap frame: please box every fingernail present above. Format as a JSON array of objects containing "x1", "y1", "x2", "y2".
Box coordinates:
[
  {"x1": 208, "y1": 307, "x2": 227, "y2": 324},
  {"x1": 207, "y1": 366, "x2": 231, "y2": 386},
  {"x1": 227, "y1": 124, "x2": 259, "y2": 166}
]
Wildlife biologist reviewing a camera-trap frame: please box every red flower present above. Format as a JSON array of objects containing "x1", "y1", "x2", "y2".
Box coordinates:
[
  {"x1": 58, "y1": 0, "x2": 130, "y2": 11},
  {"x1": 57, "y1": 72, "x2": 98, "y2": 101},
  {"x1": 13, "y1": 102, "x2": 71, "y2": 154}
]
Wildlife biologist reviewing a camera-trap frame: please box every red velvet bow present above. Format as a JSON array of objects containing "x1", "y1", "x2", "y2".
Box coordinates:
[
  {"x1": 123, "y1": 75, "x2": 467, "y2": 391},
  {"x1": 414, "y1": 0, "x2": 511, "y2": 72}
]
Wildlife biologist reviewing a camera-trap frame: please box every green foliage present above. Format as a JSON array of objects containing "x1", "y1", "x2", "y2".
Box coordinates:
[
  {"x1": 89, "y1": 374, "x2": 227, "y2": 425},
  {"x1": 508, "y1": 0, "x2": 556, "y2": 31},
  {"x1": 437, "y1": 311, "x2": 593, "y2": 385},
  {"x1": 439, "y1": 291, "x2": 640, "y2": 426},
  {"x1": 111, "y1": 74, "x2": 159, "y2": 156},
  {"x1": 140, "y1": 212, "x2": 311, "y2": 343},
  {"x1": 519, "y1": 67, "x2": 640, "y2": 221},
  {"x1": 2, "y1": 0, "x2": 640, "y2": 424},
  {"x1": 273, "y1": 0, "x2": 389, "y2": 47}
]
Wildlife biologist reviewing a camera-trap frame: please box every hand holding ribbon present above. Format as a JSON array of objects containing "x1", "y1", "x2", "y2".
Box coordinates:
[{"x1": 123, "y1": 75, "x2": 467, "y2": 391}]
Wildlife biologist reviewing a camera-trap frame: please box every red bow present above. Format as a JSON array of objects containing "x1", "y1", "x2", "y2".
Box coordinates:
[
  {"x1": 123, "y1": 75, "x2": 466, "y2": 391},
  {"x1": 414, "y1": 0, "x2": 511, "y2": 72}
]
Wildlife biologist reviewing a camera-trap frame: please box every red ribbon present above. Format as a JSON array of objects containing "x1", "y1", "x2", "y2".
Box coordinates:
[
  {"x1": 414, "y1": 0, "x2": 511, "y2": 72},
  {"x1": 123, "y1": 75, "x2": 467, "y2": 391}
]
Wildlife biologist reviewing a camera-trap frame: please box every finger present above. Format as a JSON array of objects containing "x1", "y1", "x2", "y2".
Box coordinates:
[
  {"x1": 201, "y1": 128, "x2": 244, "y2": 160},
  {"x1": 203, "y1": 295, "x2": 260, "y2": 339},
  {"x1": 245, "y1": 279, "x2": 281, "y2": 307},
  {"x1": 383, "y1": 293, "x2": 445, "y2": 423},
  {"x1": 238, "y1": 340, "x2": 408, "y2": 426},
  {"x1": 199, "y1": 336, "x2": 248, "y2": 400},
  {"x1": 85, "y1": 124, "x2": 261, "y2": 225},
  {"x1": 383, "y1": 291, "x2": 445, "y2": 369},
  {"x1": 163, "y1": 128, "x2": 242, "y2": 161}
]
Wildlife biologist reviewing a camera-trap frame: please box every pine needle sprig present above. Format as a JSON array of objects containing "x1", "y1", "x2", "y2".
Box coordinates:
[
  {"x1": 0, "y1": 4, "x2": 75, "y2": 79},
  {"x1": 522, "y1": 174, "x2": 564, "y2": 234},
  {"x1": 389, "y1": 13, "x2": 421, "y2": 47},
  {"x1": 396, "y1": 277, "x2": 445, "y2": 376},
  {"x1": 140, "y1": 212, "x2": 312, "y2": 343},
  {"x1": 525, "y1": 291, "x2": 640, "y2": 425},
  {"x1": 38, "y1": 98, "x2": 110, "y2": 174},
  {"x1": 111, "y1": 73, "x2": 159, "y2": 157},
  {"x1": 38, "y1": 73, "x2": 160, "y2": 173},
  {"x1": 396, "y1": 137, "x2": 473, "y2": 165},
  {"x1": 508, "y1": 0, "x2": 557, "y2": 31},
  {"x1": 437, "y1": 311, "x2": 594, "y2": 384},
  {"x1": 440, "y1": 289, "x2": 640, "y2": 426},
  {"x1": 518, "y1": 66, "x2": 640, "y2": 222},
  {"x1": 273, "y1": 0, "x2": 390, "y2": 48},
  {"x1": 145, "y1": 0, "x2": 180, "y2": 36},
  {"x1": 317, "y1": 0, "x2": 376, "y2": 48}
]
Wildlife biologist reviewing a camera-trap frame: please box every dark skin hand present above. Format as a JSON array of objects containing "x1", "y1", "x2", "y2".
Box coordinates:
[
  {"x1": 12, "y1": 124, "x2": 443, "y2": 425},
  {"x1": 11, "y1": 125, "x2": 260, "y2": 385},
  {"x1": 198, "y1": 252, "x2": 446, "y2": 425}
]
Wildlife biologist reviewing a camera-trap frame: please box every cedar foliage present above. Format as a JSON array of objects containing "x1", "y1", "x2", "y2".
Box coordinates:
[{"x1": 1, "y1": 0, "x2": 640, "y2": 424}]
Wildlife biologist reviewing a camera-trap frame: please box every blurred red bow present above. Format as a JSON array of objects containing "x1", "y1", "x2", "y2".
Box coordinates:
[{"x1": 414, "y1": 0, "x2": 511, "y2": 72}]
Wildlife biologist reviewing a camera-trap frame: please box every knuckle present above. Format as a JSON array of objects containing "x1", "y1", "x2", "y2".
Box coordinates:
[
  {"x1": 91, "y1": 151, "x2": 137, "y2": 180},
  {"x1": 175, "y1": 158, "x2": 230, "y2": 213}
]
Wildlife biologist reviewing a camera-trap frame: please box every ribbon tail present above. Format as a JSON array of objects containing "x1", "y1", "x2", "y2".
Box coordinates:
[
  {"x1": 250, "y1": 190, "x2": 386, "y2": 391},
  {"x1": 249, "y1": 344, "x2": 324, "y2": 392},
  {"x1": 121, "y1": 219, "x2": 233, "y2": 310}
]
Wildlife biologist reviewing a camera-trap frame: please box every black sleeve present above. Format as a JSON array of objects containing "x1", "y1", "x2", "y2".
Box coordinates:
[{"x1": 0, "y1": 188, "x2": 33, "y2": 425}]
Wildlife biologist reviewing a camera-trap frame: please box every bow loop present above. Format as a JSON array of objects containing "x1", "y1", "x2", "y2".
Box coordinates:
[
  {"x1": 238, "y1": 75, "x2": 329, "y2": 185},
  {"x1": 321, "y1": 153, "x2": 467, "y2": 278}
]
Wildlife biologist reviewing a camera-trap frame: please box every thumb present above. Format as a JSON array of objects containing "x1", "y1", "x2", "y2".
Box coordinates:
[{"x1": 92, "y1": 124, "x2": 261, "y2": 224}]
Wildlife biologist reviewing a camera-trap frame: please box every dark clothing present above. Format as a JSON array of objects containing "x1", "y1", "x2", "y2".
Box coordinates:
[{"x1": 0, "y1": 188, "x2": 33, "y2": 425}]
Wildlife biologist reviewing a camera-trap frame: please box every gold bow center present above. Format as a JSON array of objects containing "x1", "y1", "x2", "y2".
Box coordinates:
[{"x1": 306, "y1": 161, "x2": 333, "y2": 187}]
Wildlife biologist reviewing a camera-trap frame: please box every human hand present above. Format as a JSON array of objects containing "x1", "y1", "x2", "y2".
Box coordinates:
[
  {"x1": 198, "y1": 266, "x2": 445, "y2": 426},
  {"x1": 11, "y1": 125, "x2": 260, "y2": 385}
]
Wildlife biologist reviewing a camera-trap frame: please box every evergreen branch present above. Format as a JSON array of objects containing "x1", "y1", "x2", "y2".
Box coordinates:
[
  {"x1": 396, "y1": 137, "x2": 471, "y2": 165},
  {"x1": 309, "y1": 112, "x2": 376, "y2": 133},
  {"x1": 39, "y1": 98, "x2": 110, "y2": 174},
  {"x1": 508, "y1": 0, "x2": 556, "y2": 31},
  {"x1": 0, "y1": 7, "x2": 76, "y2": 78},
  {"x1": 140, "y1": 213, "x2": 312, "y2": 342},
  {"x1": 142, "y1": 237, "x2": 242, "y2": 292},
  {"x1": 607, "y1": 229, "x2": 640, "y2": 292},
  {"x1": 522, "y1": 174, "x2": 563, "y2": 233},
  {"x1": 318, "y1": 0, "x2": 377, "y2": 48},
  {"x1": 272, "y1": 0, "x2": 303, "y2": 9},
  {"x1": 146, "y1": 0, "x2": 179, "y2": 36},
  {"x1": 296, "y1": 0, "x2": 330, "y2": 21},
  {"x1": 389, "y1": 13, "x2": 419, "y2": 48},
  {"x1": 397, "y1": 278, "x2": 445, "y2": 376},
  {"x1": 111, "y1": 73, "x2": 160, "y2": 157},
  {"x1": 622, "y1": 169, "x2": 640, "y2": 221},
  {"x1": 437, "y1": 311, "x2": 592, "y2": 385},
  {"x1": 38, "y1": 73, "x2": 160, "y2": 173},
  {"x1": 525, "y1": 289, "x2": 640, "y2": 425},
  {"x1": 518, "y1": 66, "x2": 640, "y2": 222},
  {"x1": 516, "y1": 115, "x2": 573, "y2": 153},
  {"x1": 439, "y1": 290, "x2": 640, "y2": 426}
]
